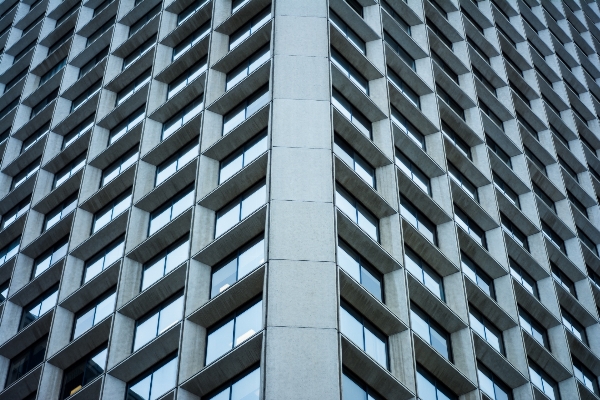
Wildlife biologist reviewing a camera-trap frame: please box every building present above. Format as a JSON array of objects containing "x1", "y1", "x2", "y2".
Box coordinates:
[{"x1": 0, "y1": 0, "x2": 599, "y2": 398}]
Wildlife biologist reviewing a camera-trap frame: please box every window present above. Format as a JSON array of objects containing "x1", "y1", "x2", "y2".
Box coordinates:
[
  {"x1": 573, "y1": 358, "x2": 599, "y2": 396},
  {"x1": 427, "y1": 18, "x2": 453, "y2": 49},
  {"x1": 473, "y1": 67, "x2": 496, "y2": 96},
  {"x1": 83, "y1": 236, "x2": 124, "y2": 284},
  {"x1": 19, "y1": 285, "x2": 58, "y2": 331},
  {"x1": 330, "y1": 11, "x2": 365, "y2": 54},
  {"x1": 211, "y1": 237, "x2": 264, "y2": 298},
  {"x1": 338, "y1": 241, "x2": 383, "y2": 301},
  {"x1": 416, "y1": 365, "x2": 457, "y2": 400},
  {"x1": 401, "y1": 196, "x2": 437, "y2": 244},
  {"x1": 101, "y1": 147, "x2": 138, "y2": 186},
  {"x1": 223, "y1": 86, "x2": 269, "y2": 135},
  {"x1": 381, "y1": 1, "x2": 410, "y2": 35},
  {"x1": 13, "y1": 41, "x2": 35, "y2": 64},
  {"x1": 226, "y1": 46, "x2": 270, "y2": 91},
  {"x1": 587, "y1": 265, "x2": 600, "y2": 290},
  {"x1": 229, "y1": 8, "x2": 270, "y2": 50},
  {"x1": 21, "y1": 14, "x2": 44, "y2": 37},
  {"x1": 432, "y1": 51, "x2": 459, "y2": 83},
  {"x1": 168, "y1": 57, "x2": 207, "y2": 98},
  {"x1": 430, "y1": 0, "x2": 448, "y2": 18},
  {"x1": 177, "y1": 0, "x2": 209, "y2": 25},
  {"x1": 501, "y1": 213, "x2": 529, "y2": 251},
  {"x1": 71, "y1": 80, "x2": 101, "y2": 112},
  {"x1": 0, "y1": 281, "x2": 8, "y2": 302},
  {"x1": 510, "y1": 259, "x2": 538, "y2": 298},
  {"x1": 562, "y1": 309, "x2": 587, "y2": 345},
  {"x1": 551, "y1": 263, "x2": 576, "y2": 297},
  {"x1": 411, "y1": 304, "x2": 452, "y2": 361},
  {"x1": 529, "y1": 361, "x2": 560, "y2": 400},
  {"x1": 558, "y1": 156, "x2": 578, "y2": 182},
  {"x1": 32, "y1": 238, "x2": 68, "y2": 279},
  {"x1": 219, "y1": 132, "x2": 266, "y2": 184},
  {"x1": 0, "y1": 97, "x2": 20, "y2": 120},
  {"x1": 5, "y1": 69, "x2": 27, "y2": 93},
  {"x1": 31, "y1": 88, "x2": 58, "y2": 119},
  {"x1": 480, "y1": 100, "x2": 503, "y2": 130},
  {"x1": 215, "y1": 182, "x2": 265, "y2": 237},
  {"x1": 172, "y1": 20, "x2": 210, "y2": 60},
  {"x1": 467, "y1": 36, "x2": 489, "y2": 64},
  {"x1": 0, "y1": 128, "x2": 9, "y2": 144},
  {"x1": 331, "y1": 48, "x2": 369, "y2": 94},
  {"x1": 133, "y1": 292, "x2": 183, "y2": 351},
  {"x1": 55, "y1": 1, "x2": 80, "y2": 26},
  {"x1": 340, "y1": 302, "x2": 388, "y2": 368},
  {"x1": 148, "y1": 186, "x2": 193, "y2": 235},
  {"x1": 92, "y1": 189, "x2": 132, "y2": 233},
  {"x1": 542, "y1": 94, "x2": 560, "y2": 115},
  {"x1": 54, "y1": 154, "x2": 85, "y2": 189},
  {"x1": 86, "y1": 16, "x2": 115, "y2": 47},
  {"x1": 123, "y1": 35, "x2": 156, "y2": 70},
  {"x1": 391, "y1": 106, "x2": 425, "y2": 149},
  {"x1": 6, "y1": 336, "x2": 47, "y2": 387},
  {"x1": 442, "y1": 122, "x2": 470, "y2": 159},
  {"x1": 141, "y1": 236, "x2": 189, "y2": 290},
  {"x1": 455, "y1": 206, "x2": 486, "y2": 248},
  {"x1": 72, "y1": 290, "x2": 115, "y2": 339},
  {"x1": 156, "y1": 140, "x2": 198, "y2": 186},
  {"x1": 342, "y1": 370, "x2": 383, "y2": 400},
  {"x1": 449, "y1": 163, "x2": 478, "y2": 201},
  {"x1": 162, "y1": 95, "x2": 203, "y2": 139},
  {"x1": 48, "y1": 28, "x2": 74, "y2": 55},
  {"x1": 206, "y1": 366, "x2": 260, "y2": 400},
  {"x1": 519, "y1": 307, "x2": 549, "y2": 349},
  {"x1": 63, "y1": 115, "x2": 94, "y2": 149},
  {"x1": 231, "y1": 0, "x2": 249, "y2": 13},
  {"x1": 405, "y1": 247, "x2": 444, "y2": 300},
  {"x1": 533, "y1": 183, "x2": 555, "y2": 212},
  {"x1": 335, "y1": 136, "x2": 375, "y2": 187},
  {"x1": 206, "y1": 299, "x2": 262, "y2": 364},
  {"x1": 384, "y1": 31, "x2": 415, "y2": 71},
  {"x1": 337, "y1": 186, "x2": 379, "y2": 241},
  {"x1": 21, "y1": 122, "x2": 49, "y2": 154},
  {"x1": 60, "y1": 345, "x2": 107, "y2": 399},
  {"x1": 396, "y1": 149, "x2": 430, "y2": 194},
  {"x1": 388, "y1": 69, "x2": 419, "y2": 108},
  {"x1": 129, "y1": 3, "x2": 160, "y2": 37},
  {"x1": 485, "y1": 135, "x2": 512, "y2": 168},
  {"x1": 493, "y1": 173, "x2": 519, "y2": 208},
  {"x1": 542, "y1": 221, "x2": 566, "y2": 253},
  {"x1": 437, "y1": 84, "x2": 464, "y2": 120},
  {"x1": 461, "y1": 253, "x2": 494, "y2": 298},
  {"x1": 478, "y1": 364, "x2": 513, "y2": 400},
  {"x1": 109, "y1": 106, "x2": 145, "y2": 145},
  {"x1": 345, "y1": 0, "x2": 363, "y2": 16},
  {"x1": 116, "y1": 69, "x2": 151, "y2": 106},
  {"x1": 39, "y1": 58, "x2": 66, "y2": 87},
  {"x1": 1, "y1": 196, "x2": 30, "y2": 229},
  {"x1": 79, "y1": 47, "x2": 108, "y2": 78},
  {"x1": 93, "y1": 0, "x2": 113, "y2": 16},
  {"x1": 126, "y1": 354, "x2": 178, "y2": 400},
  {"x1": 470, "y1": 307, "x2": 504, "y2": 354},
  {"x1": 0, "y1": 237, "x2": 20, "y2": 266},
  {"x1": 11, "y1": 158, "x2": 41, "y2": 190}
]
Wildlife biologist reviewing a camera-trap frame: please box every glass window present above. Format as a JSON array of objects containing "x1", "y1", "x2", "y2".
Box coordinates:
[
  {"x1": 11, "y1": 158, "x2": 41, "y2": 190},
  {"x1": 79, "y1": 47, "x2": 109, "y2": 78},
  {"x1": 1, "y1": 196, "x2": 31, "y2": 229},
  {"x1": 162, "y1": 95, "x2": 203, "y2": 140},
  {"x1": 55, "y1": 1, "x2": 80, "y2": 26},
  {"x1": 129, "y1": 3, "x2": 160, "y2": 37},
  {"x1": 340, "y1": 302, "x2": 388, "y2": 368},
  {"x1": 116, "y1": 69, "x2": 151, "y2": 106},
  {"x1": 206, "y1": 366, "x2": 260, "y2": 400},
  {"x1": 493, "y1": 173, "x2": 519, "y2": 208},
  {"x1": 72, "y1": 289, "x2": 116, "y2": 339},
  {"x1": 141, "y1": 236, "x2": 189, "y2": 291},
  {"x1": 21, "y1": 122, "x2": 49, "y2": 154},
  {"x1": 437, "y1": 84, "x2": 464, "y2": 120},
  {"x1": 387, "y1": 69, "x2": 419, "y2": 108},
  {"x1": 223, "y1": 86, "x2": 269, "y2": 135},
  {"x1": 427, "y1": 18, "x2": 453, "y2": 49},
  {"x1": 19, "y1": 285, "x2": 58, "y2": 331},
  {"x1": 92, "y1": 0, "x2": 113, "y2": 16},
  {"x1": 384, "y1": 31, "x2": 415, "y2": 71},
  {"x1": 215, "y1": 182, "x2": 266, "y2": 237},
  {"x1": 568, "y1": 191, "x2": 588, "y2": 218},
  {"x1": 219, "y1": 132, "x2": 267, "y2": 184},
  {"x1": 525, "y1": 147, "x2": 546, "y2": 176},
  {"x1": 6, "y1": 336, "x2": 47, "y2": 387},
  {"x1": 558, "y1": 156, "x2": 579, "y2": 183},
  {"x1": 205, "y1": 299, "x2": 262, "y2": 365},
  {"x1": 416, "y1": 365, "x2": 457, "y2": 400},
  {"x1": 478, "y1": 363, "x2": 513, "y2": 400},
  {"x1": 231, "y1": 0, "x2": 250, "y2": 13},
  {"x1": 518, "y1": 307, "x2": 549, "y2": 349},
  {"x1": 83, "y1": 236, "x2": 124, "y2": 284},
  {"x1": 13, "y1": 41, "x2": 35, "y2": 64},
  {"x1": 53, "y1": 154, "x2": 86, "y2": 189},
  {"x1": 411, "y1": 303, "x2": 452, "y2": 361},
  {"x1": 500, "y1": 213, "x2": 529, "y2": 251},
  {"x1": 63, "y1": 115, "x2": 94, "y2": 149},
  {"x1": 510, "y1": 259, "x2": 538, "y2": 298},
  {"x1": 226, "y1": 46, "x2": 269, "y2": 91},
  {"x1": 336, "y1": 186, "x2": 379, "y2": 242},
  {"x1": 470, "y1": 307, "x2": 504, "y2": 354},
  {"x1": 332, "y1": 89, "x2": 372, "y2": 138},
  {"x1": 455, "y1": 206, "x2": 486, "y2": 249},
  {"x1": 229, "y1": 7, "x2": 270, "y2": 50},
  {"x1": 4, "y1": 69, "x2": 28, "y2": 93},
  {"x1": 578, "y1": 227, "x2": 599, "y2": 256},
  {"x1": 573, "y1": 358, "x2": 600, "y2": 396},
  {"x1": 335, "y1": 136, "x2": 376, "y2": 188},
  {"x1": 461, "y1": 253, "x2": 494, "y2": 298},
  {"x1": 156, "y1": 140, "x2": 198, "y2": 186},
  {"x1": 588, "y1": 265, "x2": 600, "y2": 290},
  {"x1": 109, "y1": 106, "x2": 145, "y2": 145},
  {"x1": 39, "y1": 58, "x2": 67, "y2": 87},
  {"x1": 31, "y1": 88, "x2": 59, "y2": 119},
  {"x1": 529, "y1": 361, "x2": 560, "y2": 400},
  {"x1": 0, "y1": 280, "x2": 9, "y2": 302},
  {"x1": 396, "y1": 149, "x2": 429, "y2": 194},
  {"x1": 32, "y1": 237, "x2": 68, "y2": 279},
  {"x1": 123, "y1": 35, "x2": 156, "y2": 70},
  {"x1": 405, "y1": 247, "x2": 444, "y2": 300},
  {"x1": 60, "y1": 345, "x2": 107, "y2": 399},
  {"x1": 338, "y1": 240, "x2": 383, "y2": 301},
  {"x1": 381, "y1": 1, "x2": 411, "y2": 35},
  {"x1": 177, "y1": 0, "x2": 209, "y2": 25},
  {"x1": 101, "y1": 147, "x2": 139, "y2": 187},
  {"x1": 533, "y1": 183, "x2": 555, "y2": 213},
  {"x1": 86, "y1": 16, "x2": 115, "y2": 47},
  {"x1": 448, "y1": 163, "x2": 478, "y2": 201},
  {"x1": 442, "y1": 122, "x2": 470, "y2": 159},
  {"x1": 71, "y1": 80, "x2": 101, "y2": 112},
  {"x1": 0, "y1": 237, "x2": 20, "y2": 266},
  {"x1": 0, "y1": 97, "x2": 20, "y2": 120},
  {"x1": 401, "y1": 196, "x2": 437, "y2": 244},
  {"x1": 562, "y1": 309, "x2": 587, "y2": 345},
  {"x1": 126, "y1": 354, "x2": 178, "y2": 400},
  {"x1": 330, "y1": 12, "x2": 365, "y2": 54},
  {"x1": 331, "y1": 48, "x2": 369, "y2": 94},
  {"x1": 542, "y1": 221, "x2": 566, "y2": 253},
  {"x1": 148, "y1": 186, "x2": 194, "y2": 235},
  {"x1": 168, "y1": 57, "x2": 207, "y2": 98},
  {"x1": 480, "y1": 100, "x2": 504, "y2": 130},
  {"x1": 391, "y1": 106, "x2": 425, "y2": 150},
  {"x1": 551, "y1": 263, "x2": 576, "y2": 297},
  {"x1": 172, "y1": 20, "x2": 210, "y2": 60},
  {"x1": 342, "y1": 369, "x2": 383, "y2": 400},
  {"x1": 92, "y1": 189, "x2": 132, "y2": 233},
  {"x1": 133, "y1": 292, "x2": 183, "y2": 351},
  {"x1": 48, "y1": 29, "x2": 74, "y2": 55},
  {"x1": 432, "y1": 50, "x2": 459, "y2": 83},
  {"x1": 473, "y1": 67, "x2": 496, "y2": 96},
  {"x1": 211, "y1": 237, "x2": 264, "y2": 298}
]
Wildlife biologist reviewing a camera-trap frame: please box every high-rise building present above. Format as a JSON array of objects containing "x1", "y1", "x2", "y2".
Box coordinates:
[{"x1": 0, "y1": 0, "x2": 599, "y2": 398}]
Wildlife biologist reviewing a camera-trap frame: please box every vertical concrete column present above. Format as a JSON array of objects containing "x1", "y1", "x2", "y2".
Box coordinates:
[{"x1": 264, "y1": 1, "x2": 340, "y2": 399}]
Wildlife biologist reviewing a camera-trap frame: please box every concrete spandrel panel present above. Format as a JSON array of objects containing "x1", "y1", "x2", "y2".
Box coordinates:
[
  {"x1": 274, "y1": 0, "x2": 327, "y2": 18},
  {"x1": 273, "y1": 15, "x2": 329, "y2": 57},
  {"x1": 270, "y1": 99, "x2": 332, "y2": 149},
  {"x1": 272, "y1": 54, "x2": 330, "y2": 101}
]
